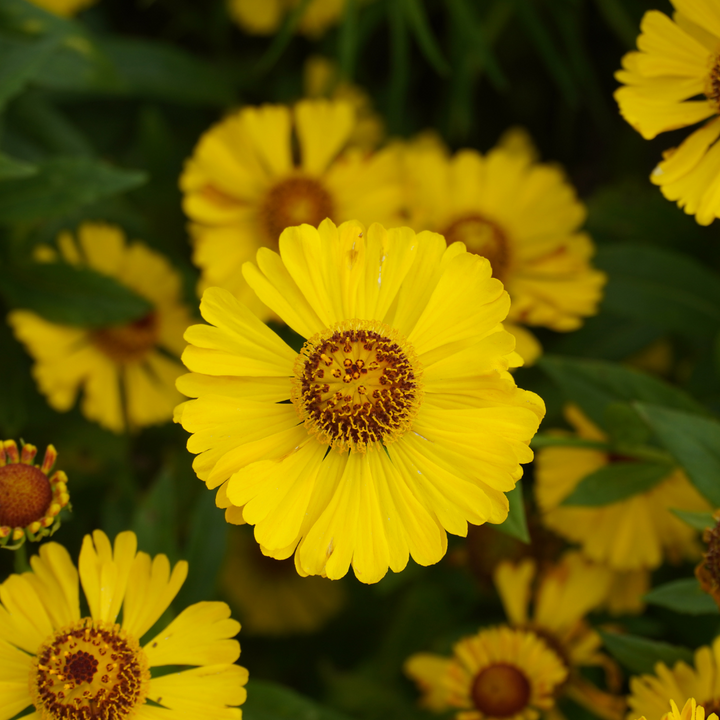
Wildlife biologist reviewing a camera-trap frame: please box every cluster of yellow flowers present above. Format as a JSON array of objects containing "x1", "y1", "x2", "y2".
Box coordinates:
[{"x1": 4, "y1": 0, "x2": 720, "y2": 718}]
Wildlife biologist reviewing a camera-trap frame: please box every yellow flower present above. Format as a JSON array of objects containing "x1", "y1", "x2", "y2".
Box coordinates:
[
  {"x1": 601, "y1": 568, "x2": 651, "y2": 616},
  {"x1": 8, "y1": 223, "x2": 193, "y2": 433},
  {"x1": 227, "y1": 0, "x2": 345, "y2": 37},
  {"x1": 404, "y1": 625, "x2": 568, "y2": 720},
  {"x1": 400, "y1": 130, "x2": 605, "y2": 365},
  {"x1": 176, "y1": 219, "x2": 545, "y2": 583},
  {"x1": 181, "y1": 99, "x2": 402, "y2": 318},
  {"x1": 628, "y1": 638, "x2": 720, "y2": 720},
  {"x1": 221, "y1": 526, "x2": 344, "y2": 635},
  {"x1": 534, "y1": 405, "x2": 710, "y2": 571},
  {"x1": 0, "y1": 439, "x2": 69, "y2": 549},
  {"x1": 28, "y1": 0, "x2": 97, "y2": 16},
  {"x1": 304, "y1": 56, "x2": 384, "y2": 152},
  {"x1": 494, "y1": 552, "x2": 625, "y2": 720},
  {"x1": 0, "y1": 529, "x2": 247, "y2": 720},
  {"x1": 615, "y1": 1, "x2": 720, "y2": 225}
]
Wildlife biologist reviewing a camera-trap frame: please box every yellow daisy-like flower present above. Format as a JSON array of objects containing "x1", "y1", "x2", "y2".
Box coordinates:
[
  {"x1": 0, "y1": 529, "x2": 247, "y2": 720},
  {"x1": 400, "y1": 131, "x2": 606, "y2": 364},
  {"x1": 0, "y1": 439, "x2": 69, "y2": 550},
  {"x1": 534, "y1": 405, "x2": 710, "y2": 571},
  {"x1": 638, "y1": 699, "x2": 720, "y2": 720},
  {"x1": 404, "y1": 625, "x2": 568, "y2": 720},
  {"x1": 601, "y1": 567, "x2": 651, "y2": 616},
  {"x1": 176, "y1": 219, "x2": 545, "y2": 583},
  {"x1": 615, "y1": 1, "x2": 720, "y2": 225},
  {"x1": 180, "y1": 99, "x2": 402, "y2": 318},
  {"x1": 628, "y1": 638, "x2": 720, "y2": 720},
  {"x1": 8, "y1": 223, "x2": 193, "y2": 433},
  {"x1": 494, "y1": 552, "x2": 625, "y2": 720},
  {"x1": 221, "y1": 526, "x2": 344, "y2": 635},
  {"x1": 28, "y1": 0, "x2": 97, "y2": 16},
  {"x1": 227, "y1": 0, "x2": 345, "y2": 37}
]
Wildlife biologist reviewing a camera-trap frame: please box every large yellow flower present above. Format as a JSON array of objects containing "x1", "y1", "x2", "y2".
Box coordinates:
[
  {"x1": 181, "y1": 99, "x2": 402, "y2": 317},
  {"x1": 494, "y1": 552, "x2": 625, "y2": 720},
  {"x1": 8, "y1": 223, "x2": 193, "y2": 433},
  {"x1": 221, "y1": 526, "x2": 344, "y2": 635},
  {"x1": 175, "y1": 219, "x2": 545, "y2": 583},
  {"x1": 0, "y1": 529, "x2": 247, "y2": 720},
  {"x1": 615, "y1": 1, "x2": 720, "y2": 225},
  {"x1": 535, "y1": 405, "x2": 710, "y2": 571},
  {"x1": 227, "y1": 0, "x2": 345, "y2": 36},
  {"x1": 628, "y1": 638, "x2": 720, "y2": 720},
  {"x1": 400, "y1": 131, "x2": 605, "y2": 364},
  {"x1": 404, "y1": 625, "x2": 568, "y2": 720}
]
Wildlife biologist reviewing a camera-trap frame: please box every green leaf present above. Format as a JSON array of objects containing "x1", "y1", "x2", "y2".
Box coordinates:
[
  {"x1": 0, "y1": 33, "x2": 60, "y2": 109},
  {"x1": 599, "y1": 631, "x2": 694, "y2": 674},
  {"x1": 338, "y1": 0, "x2": 359, "y2": 80},
  {"x1": 0, "y1": 153, "x2": 36, "y2": 180},
  {"x1": 593, "y1": 0, "x2": 641, "y2": 48},
  {"x1": 672, "y1": 509, "x2": 716, "y2": 532},
  {"x1": 243, "y1": 680, "x2": 354, "y2": 720},
  {"x1": 401, "y1": 0, "x2": 449, "y2": 75},
  {"x1": 0, "y1": 156, "x2": 146, "y2": 223},
  {"x1": 595, "y1": 245, "x2": 720, "y2": 339},
  {"x1": 561, "y1": 461, "x2": 673, "y2": 507},
  {"x1": 538, "y1": 355, "x2": 706, "y2": 431},
  {"x1": 531, "y1": 435, "x2": 608, "y2": 450},
  {"x1": 132, "y1": 469, "x2": 179, "y2": 561},
  {"x1": 387, "y1": 0, "x2": 410, "y2": 134},
  {"x1": 604, "y1": 402, "x2": 652, "y2": 448},
  {"x1": 634, "y1": 404, "x2": 720, "y2": 507},
  {"x1": 644, "y1": 578, "x2": 719, "y2": 615},
  {"x1": 496, "y1": 479, "x2": 529, "y2": 543},
  {"x1": 0, "y1": 262, "x2": 153, "y2": 327},
  {"x1": 254, "y1": 0, "x2": 312, "y2": 75}
]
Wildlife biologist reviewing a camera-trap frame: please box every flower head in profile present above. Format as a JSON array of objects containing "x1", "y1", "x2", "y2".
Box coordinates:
[
  {"x1": 9, "y1": 223, "x2": 193, "y2": 433},
  {"x1": 227, "y1": 0, "x2": 345, "y2": 37},
  {"x1": 0, "y1": 529, "x2": 247, "y2": 720},
  {"x1": 615, "y1": 1, "x2": 720, "y2": 224},
  {"x1": 494, "y1": 552, "x2": 625, "y2": 720},
  {"x1": 0, "y1": 439, "x2": 69, "y2": 549},
  {"x1": 180, "y1": 100, "x2": 402, "y2": 318},
  {"x1": 404, "y1": 625, "x2": 568, "y2": 720},
  {"x1": 400, "y1": 130, "x2": 605, "y2": 364},
  {"x1": 176, "y1": 219, "x2": 545, "y2": 583},
  {"x1": 628, "y1": 639, "x2": 720, "y2": 720},
  {"x1": 534, "y1": 405, "x2": 710, "y2": 571}
]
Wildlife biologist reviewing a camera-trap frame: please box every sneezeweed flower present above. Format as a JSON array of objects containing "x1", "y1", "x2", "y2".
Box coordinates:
[
  {"x1": 227, "y1": 0, "x2": 345, "y2": 37},
  {"x1": 9, "y1": 223, "x2": 193, "y2": 433},
  {"x1": 0, "y1": 529, "x2": 247, "y2": 720},
  {"x1": 601, "y1": 568, "x2": 650, "y2": 616},
  {"x1": 0, "y1": 440, "x2": 69, "y2": 550},
  {"x1": 221, "y1": 526, "x2": 344, "y2": 634},
  {"x1": 534, "y1": 405, "x2": 710, "y2": 571},
  {"x1": 180, "y1": 99, "x2": 402, "y2": 318},
  {"x1": 615, "y1": 1, "x2": 720, "y2": 225},
  {"x1": 627, "y1": 637, "x2": 720, "y2": 719},
  {"x1": 404, "y1": 625, "x2": 568, "y2": 719},
  {"x1": 641, "y1": 699, "x2": 720, "y2": 720},
  {"x1": 176, "y1": 219, "x2": 545, "y2": 583},
  {"x1": 494, "y1": 553, "x2": 626, "y2": 720},
  {"x1": 695, "y1": 510, "x2": 720, "y2": 609},
  {"x1": 400, "y1": 130, "x2": 605, "y2": 364},
  {"x1": 28, "y1": 0, "x2": 97, "y2": 16}
]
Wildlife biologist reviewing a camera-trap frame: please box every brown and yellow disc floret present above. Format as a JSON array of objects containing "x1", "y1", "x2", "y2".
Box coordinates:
[{"x1": 0, "y1": 439, "x2": 69, "y2": 549}]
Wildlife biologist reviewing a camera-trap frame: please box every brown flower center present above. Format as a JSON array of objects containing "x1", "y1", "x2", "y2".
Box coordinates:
[
  {"x1": 706, "y1": 54, "x2": 720, "y2": 110},
  {"x1": 703, "y1": 700, "x2": 720, "y2": 717},
  {"x1": 260, "y1": 176, "x2": 334, "y2": 246},
  {"x1": 31, "y1": 618, "x2": 149, "y2": 720},
  {"x1": 0, "y1": 461, "x2": 52, "y2": 528},
  {"x1": 91, "y1": 312, "x2": 158, "y2": 363},
  {"x1": 471, "y1": 663, "x2": 532, "y2": 717},
  {"x1": 442, "y1": 213, "x2": 511, "y2": 282},
  {"x1": 292, "y1": 320, "x2": 422, "y2": 452}
]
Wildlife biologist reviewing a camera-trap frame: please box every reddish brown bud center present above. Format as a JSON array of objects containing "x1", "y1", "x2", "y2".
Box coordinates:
[
  {"x1": 471, "y1": 663, "x2": 531, "y2": 717},
  {"x1": 442, "y1": 213, "x2": 510, "y2": 282},
  {"x1": 91, "y1": 312, "x2": 158, "y2": 363},
  {"x1": 0, "y1": 462, "x2": 52, "y2": 528}
]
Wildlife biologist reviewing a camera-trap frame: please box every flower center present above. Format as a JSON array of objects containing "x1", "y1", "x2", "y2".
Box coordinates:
[
  {"x1": 706, "y1": 53, "x2": 720, "y2": 110},
  {"x1": 703, "y1": 700, "x2": 720, "y2": 716},
  {"x1": 0, "y1": 462, "x2": 52, "y2": 528},
  {"x1": 471, "y1": 663, "x2": 532, "y2": 717},
  {"x1": 291, "y1": 320, "x2": 423, "y2": 452},
  {"x1": 91, "y1": 312, "x2": 158, "y2": 363},
  {"x1": 442, "y1": 214, "x2": 510, "y2": 282},
  {"x1": 260, "y1": 176, "x2": 334, "y2": 245},
  {"x1": 31, "y1": 618, "x2": 149, "y2": 720}
]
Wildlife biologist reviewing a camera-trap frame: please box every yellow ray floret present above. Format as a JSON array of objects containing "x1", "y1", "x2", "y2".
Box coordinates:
[
  {"x1": 227, "y1": 0, "x2": 348, "y2": 37},
  {"x1": 0, "y1": 529, "x2": 246, "y2": 720},
  {"x1": 176, "y1": 219, "x2": 545, "y2": 583}
]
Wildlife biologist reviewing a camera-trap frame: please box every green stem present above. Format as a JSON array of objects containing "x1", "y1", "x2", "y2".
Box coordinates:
[{"x1": 14, "y1": 542, "x2": 29, "y2": 574}]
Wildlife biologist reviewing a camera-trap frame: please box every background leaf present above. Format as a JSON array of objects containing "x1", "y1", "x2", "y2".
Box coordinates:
[
  {"x1": 644, "y1": 578, "x2": 719, "y2": 615},
  {"x1": 672, "y1": 509, "x2": 716, "y2": 532},
  {"x1": 599, "y1": 631, "x2": 694, "y2": 674},
  {"x1": 244, "y1": 680, "x2": 355, "y2": 720},
  {"x1": 496, "y1": 480, "x2": 529, "y2": 543}
]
